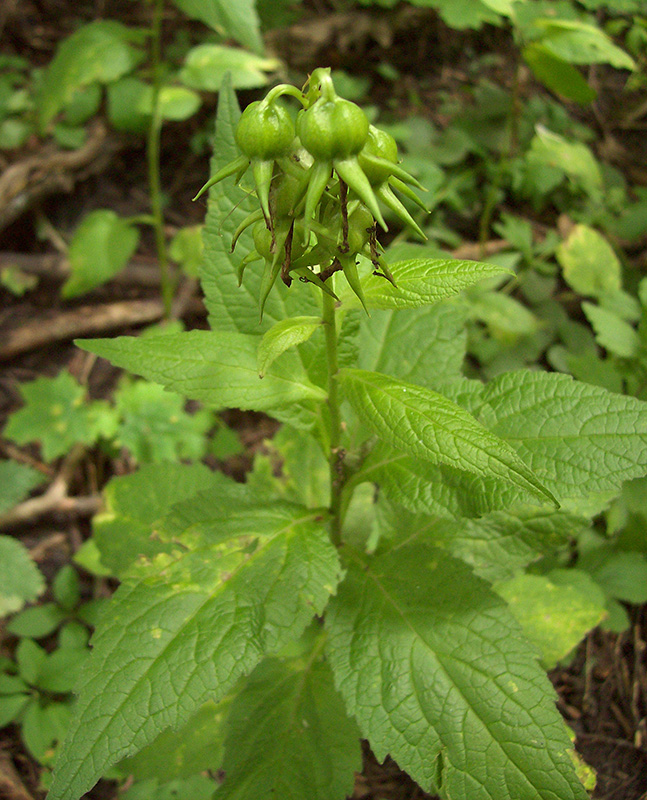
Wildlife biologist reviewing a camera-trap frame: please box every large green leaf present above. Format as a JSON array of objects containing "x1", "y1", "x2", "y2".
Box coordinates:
[
  {"x1": 357, "y1": 299, "x2": 468, "y2": 390},
  {"x1": 77, "y1": 331, "x2": 326, "y2": 423},
  {"x1": 475, "y1": 370, "x2": 647, "y2": 504},
  {"x1": 326, "y1": 543, "x2": 589, "y2": 800},
  {"x1": 171, "y1": 0, "x2": 263, "y2": 53},
  {"x1": 338, "y1": 368, "x2": 556, "y2": 505},
  {"x1": 48, "y1": 498, "x2": 341, "y2": 800},
  {"x1": 341, "y1": 258, "x2": 508, "y2": 310},
  {"x1": 218, "y1": 635, "x2": 361, "y2": 800}
]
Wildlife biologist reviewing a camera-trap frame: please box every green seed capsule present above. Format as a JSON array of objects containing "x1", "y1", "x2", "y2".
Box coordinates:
[
  {"x1": 235, "y1": 101, "x2": 295, "y2": 161},
  {"x1": 296, "y1": 98, "x2": 369, "y2": 161}
]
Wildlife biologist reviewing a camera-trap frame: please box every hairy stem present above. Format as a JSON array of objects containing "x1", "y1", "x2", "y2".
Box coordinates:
[
  {"x1": 322, "y1": 291, "x2": 343, "y2": 547},
  {"x1": 147, "y1": 0, "x2": 174, "y2": 317}
]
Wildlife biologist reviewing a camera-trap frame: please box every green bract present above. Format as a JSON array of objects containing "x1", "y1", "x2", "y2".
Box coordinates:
[{"x1": 192, "y1": 68, "x2": 429, "y2": 312}]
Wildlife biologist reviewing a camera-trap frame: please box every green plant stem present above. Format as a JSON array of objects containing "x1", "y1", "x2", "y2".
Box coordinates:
[
  {"x1": 322, "y1": 291, "x2": 343, "y2": 547},
  {"x1": 147, "y1": 0, "x2": 173, "y2": 317}
]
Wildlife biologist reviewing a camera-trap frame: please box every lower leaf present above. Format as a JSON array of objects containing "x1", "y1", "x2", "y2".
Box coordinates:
[
  {"x1": 48, "y1": 499, "x2": 341, "y2": 800},
  {"x1": 325, "y1": 542, "x2": 589, "y2": 800}
]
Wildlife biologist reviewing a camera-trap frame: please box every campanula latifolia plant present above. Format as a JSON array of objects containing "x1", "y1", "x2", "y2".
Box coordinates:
[{"x1": 47, "y1": 71, "x2": 647, "y2": 800}]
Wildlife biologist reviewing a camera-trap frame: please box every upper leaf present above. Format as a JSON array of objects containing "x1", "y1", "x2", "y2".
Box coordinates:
[
  {"x1": 338, "y1": 368, "x2": 556, "y2": 505},
  {"x1": 77, "y1": 331, "x2": 326, "y2": 423},
  {"x1": 341, "y1": 258, "x2": 508, "y2": 310},
  {"x1": 474, "y1": 370, "x2": 647, "y2": 504},
  {"x1": 48, "y1": 497, "x2": 341, "y2": 800},
  {"x1": 325, "y1": 542, "x2": 589, "y2": 800},
  {"x1": 218, "y1": 633, "x2": 362, "y2": 800}
]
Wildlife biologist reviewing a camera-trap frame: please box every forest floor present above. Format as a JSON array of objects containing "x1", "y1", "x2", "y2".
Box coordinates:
[{"x1": 0, "y1": 2, "x2": 646, "y2": 799}]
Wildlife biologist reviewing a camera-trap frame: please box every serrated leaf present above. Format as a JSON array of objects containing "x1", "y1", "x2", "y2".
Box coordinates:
[
  {"x1": 582, "y1": 302, "x2": 640, "y2": 358},
  {"x1": 171, "y1": 0, "x2": 263, "y2": 53},
  {"x1": 557, "y1": 225, "x2": 622, "y2": 298},
  {"x1": 93, "y1": 462, "x2": 233, "y2": 578},
  {"x1": 77, "y1": 330, "x2": 326, "y2": 419},
  {"x1": 0, "y1": 536, "x2": 44, "y2": 616},
  {"x1": 4, "y1": 371, "x2": 118, "y2": 461},
  {"x1": 0, "y1": 460, "x2": 44, "y2": 515},
  {"x1": 257, "y1": 316, "x2": 322, "y2": 377},
  {"x1": 496, "y1": 569, "x2": 606, "y2": 667},
  {"x1": 180, "y1": 45, "x2": 278, "y2": 92},
  {"x1": 48, "y1": 499, "x2": 341, "y2": 800},
  {"x1": 341, "y1": 258, "x2": 508, "y2": 310},
  {"x1": 63, "y1": 210, "x2": 140, "y2": 297},
  {"x1": 38, "y1": 20, "x2": 144, "y2": 128},
  {"x1": 339, "y1": 368, "x2": 556, "y2": 505},
  {"x1": 357, "y1": 300, "x2": 468, "y2": 390},
  {"x1": 218, "y1": 640, "x2": 361, "y2": 800},
  {"x1": 474, "y1": 370, "x2": 647, "y2": 505},
  {"x1": 356, "y1": 442, "x2": 524, "y2": 519},
  {"x1": 325, "y1": 543, "x2": 588, "y2": 800},
  {"x1": 383, "y1": 505, "x2": 587, "y2": 583}
]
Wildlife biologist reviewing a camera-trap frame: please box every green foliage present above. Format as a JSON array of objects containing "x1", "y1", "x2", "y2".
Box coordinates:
[
  {"x1": 0, "y1": 536, "x2": 45, "y2": 615},
  {"x1": 63, "y1": 210, "x2": 140, "y2": 298},
  {"x1": 0, "y1": 460, "x2": 44, "y2": 514},
  {"x1": 37, "y1": 20, "x2": 145, "y2": 130},
  {"x1": 3, "y1": 371, "x2": 117, "y2": 461},
  {"x1": 7, "y1": 4, "x2": 645, "y2": 798},
  {"x1": 1, "y1": 564, "x2": 97, "y2": 772}
]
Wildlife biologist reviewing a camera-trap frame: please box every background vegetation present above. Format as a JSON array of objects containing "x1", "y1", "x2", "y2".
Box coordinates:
[{"x1": 0, "y1": 1, "x2": 646, "y2": 798}]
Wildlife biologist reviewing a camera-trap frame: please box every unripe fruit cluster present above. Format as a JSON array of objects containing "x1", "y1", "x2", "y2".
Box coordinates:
[{"x1": 194, "y1": 68, "x2": 427, "y2": 316}]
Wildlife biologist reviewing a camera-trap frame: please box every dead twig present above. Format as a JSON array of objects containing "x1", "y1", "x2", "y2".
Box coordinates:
[
  {"x1": 0, "y1": 121, "x2": 122, "y2": 233},
  {"x1": 0, "y1": 752, "x2": 36, "y2": 800},
  {"x1": 0, "y1": 252, "x2": 180, "y2": 288},
  {"x1": 0, "y1": 445, "x2": 101, "y2": 530},
  {"x1": 0, "y1": 299, "x2": 165, "y2": 362}
]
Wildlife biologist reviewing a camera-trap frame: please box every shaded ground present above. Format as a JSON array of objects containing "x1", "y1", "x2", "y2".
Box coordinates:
[{"x1": 1, "y1": 2, "x2": 647, "y2": 799}]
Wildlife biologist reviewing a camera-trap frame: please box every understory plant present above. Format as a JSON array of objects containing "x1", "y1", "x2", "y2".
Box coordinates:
[{"x1": 47, "y1": 71, "x2": 647, "y2": 800}]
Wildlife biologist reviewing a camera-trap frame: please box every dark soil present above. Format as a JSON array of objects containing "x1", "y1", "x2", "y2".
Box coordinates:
[{"x1": 1, "y1": 2, "x2": 646, "y2": 800}]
